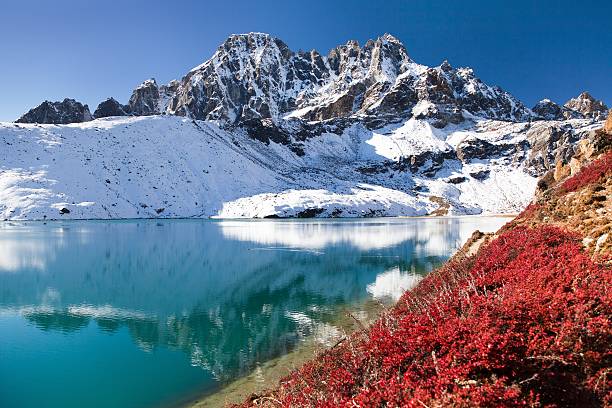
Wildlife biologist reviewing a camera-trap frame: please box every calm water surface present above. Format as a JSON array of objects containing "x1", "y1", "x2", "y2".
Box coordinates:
[{"x1": 0, "y1": 217, "x2": 508, "y2": 408}]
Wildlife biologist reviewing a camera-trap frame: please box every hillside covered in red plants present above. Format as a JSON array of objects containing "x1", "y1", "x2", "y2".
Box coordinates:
[{"x1": 237, "y1": 114, "x2": 612, "y2": 407}]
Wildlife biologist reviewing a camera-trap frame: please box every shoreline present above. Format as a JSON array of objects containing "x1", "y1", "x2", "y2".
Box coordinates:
[
  {"x1": 1, "y1": 213, "x2": 519, "y2": 224},
  {"x1": 183, "y1": 300, "x2": 388, "y2": 408},
  {"x1": 180, "y1": 217, "x2": 501, "y2": 407}
]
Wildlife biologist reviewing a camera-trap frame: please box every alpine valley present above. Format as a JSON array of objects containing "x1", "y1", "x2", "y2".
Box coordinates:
[{"x1": 1, "y1": 33, "x2": 608, "y2": 220}]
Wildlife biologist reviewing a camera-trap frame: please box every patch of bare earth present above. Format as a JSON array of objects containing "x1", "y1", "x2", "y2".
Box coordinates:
[{"x1": 429, "y1": 196, "x2": 450, "y2": 216}]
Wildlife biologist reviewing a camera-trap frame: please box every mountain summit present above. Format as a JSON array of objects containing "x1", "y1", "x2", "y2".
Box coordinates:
[
  {"x1": 563, "y1": 91, "x2": 609, "y2": 120},
  {"x1": 16, "y1": 33, "x2": 608, "y2": 131},
  {"x1": 162, "y1": 32, "x2": 531, "y2": 127},
  {"x1": 16, "y1": 33, "x2": 534, "y2": 128},
  {"x1": 16, "y1": 98, "x2": 92, "y2": 124}
]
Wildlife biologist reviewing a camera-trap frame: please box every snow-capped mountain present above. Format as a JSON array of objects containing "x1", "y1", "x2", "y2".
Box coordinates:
[
  {"x1": 2, "y1": 33, "x2": 608, "y2": 220},
  {"x1": 563, "y1": 92, "x2": 609, "y2": 120},
  {"x1": 532, "y1": 93, "x2": 609, "y2": 121},
  {"x1": 163, "y1": 33, "x2": 532, "y2": 127},
  {"x1": 532, "y1": 99, "x2": 582, "y2": 121}
]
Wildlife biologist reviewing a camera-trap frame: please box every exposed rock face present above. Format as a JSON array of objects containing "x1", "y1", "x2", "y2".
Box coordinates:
[
  {"x1": 564, "y1": 92, "x2": 608, "y2": 120},
  {"x1": 528, "y1": 122, "x2": 611, "y2": 254},
  {"x1": 404, "y1": 149, "x2": 457, "y2": 176},
  {"x1": 470, "y1": 169, "x2": 490, "y2": 180},
  {"x1": 525, "y1": 124, "x2": 583, "y2": 175},
  {"x1": 240, "y1": 118, "x2": 291, "y2": 145},
  {"x1": 162, "y1": 33, "x2": 531, "y2": 128},
  {"x1": 94, "y1": 98, "x2": 129, "y2": 118},
  {"x1": 532, "y1": 99, "x2": 564, "y2": 120},
  {"x1": 604, "y1": 109, "x2": 612, "y2": 134},
  {"x1": 159, "y1": 80, "x2": 179, "y2": 112},
  {"x1": 128, "y1": 79, "x2": 162, "y2": 116},
  {"x1": 456, "y1": 137, "x2": 529, "y2": 163},
  {"x1": 167, "y1": 33, "x2": 329, "y2": 123},
  {"x1": 16, "y1": 98, "x2": 93, "y2": 124},
  {"x1": 97, "y1": 83, "x2": 178, "y2": 118},
  {"x1": 18, "y1": 33, "x2": 606, "y2": 142},
  {"x1": 532, "y1": 99, "x2": 582, "y2": 120}
]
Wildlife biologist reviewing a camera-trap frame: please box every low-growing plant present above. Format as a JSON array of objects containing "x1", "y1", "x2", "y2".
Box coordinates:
[
  {"x1": 241, "y1": 226, "x2": 611, "y2": 407},
  {"x1": 560, "y1": 151, "x2": 612, "y2": 194}
]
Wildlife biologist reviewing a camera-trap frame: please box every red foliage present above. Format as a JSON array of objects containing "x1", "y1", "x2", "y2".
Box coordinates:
[
  {"x1": 516, "y1": 203, "x2": 541, "y2": 222},
  {"x1": 247, "y1": 226, "x2": 612, "y2": 407},
  {"x1": 560, "y1": 151, "x2": 612, "y2": 193}
]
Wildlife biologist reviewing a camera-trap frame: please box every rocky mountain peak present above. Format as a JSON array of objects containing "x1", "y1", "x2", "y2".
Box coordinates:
[
  {"x1": 327, "y1": 34, "x2": 412, "y2": 80},
  {"x1": 90, "y1": 78, "x2": 179, "y2": 120},
  {"x1": 136, "y1": 78, "x2": 158, "y2": 90},
  {"x1": 166, "y1": 32, "x2": 309, "y2": 123},
  {"x1": 224, "y1": 31, "x2": 271, "y2": 43},
  {"x1": 91, "y1": 33, "x2": 530, "y2": 128},
  {"x1": 94, "y1": 97, "x2": 129, "y2": 119},
  {"x1": 16, "y1": 98, "x2": 92, "y2": 124},
  {"x1": 128, "y1": 78, "x2": 161, "y2": 116},
  {"x1": 532, "y1": 98, "x2": 583, "y2": 121},
  {"x1": 26, "y1": 33, "x2": 601, "y2": 132},
  {"x1": 380, "y1": 33, "x2": 402, "y2": 44},
  {"x1": 564, "y1": 91, "x2": 608, "y2": 120},
  {"x1": 218, "y1": 32, "x2": 292, "y2": 61},
  {"x1": 439, "y1": 60, "x2": 453, "y2": 72},
  {"x1": 532, "y1": 99, "x2": 563, "y2": 120}
]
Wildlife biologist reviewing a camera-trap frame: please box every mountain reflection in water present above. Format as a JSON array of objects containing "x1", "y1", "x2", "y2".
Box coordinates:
[{"x1": 0, "y1": 217, "x2": 508, "y2": 408}]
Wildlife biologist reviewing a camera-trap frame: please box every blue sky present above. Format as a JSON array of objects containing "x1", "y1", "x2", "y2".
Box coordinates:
[{"x1": 1, "y1": 0, "x2": 610, "y2": 121}]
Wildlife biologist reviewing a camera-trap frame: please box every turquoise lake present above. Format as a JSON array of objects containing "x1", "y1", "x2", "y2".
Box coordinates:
[{"x1": 0, "y1": 217, "x2": 508, "y2": 408}]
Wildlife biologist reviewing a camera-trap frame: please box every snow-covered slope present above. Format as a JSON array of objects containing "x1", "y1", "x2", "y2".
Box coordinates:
[{"x1": 0, "y1": 115, "x2": 600, "y2": 220}]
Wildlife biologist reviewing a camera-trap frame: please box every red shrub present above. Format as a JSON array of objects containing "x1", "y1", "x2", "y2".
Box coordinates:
[
  {"x1": 560, "y1": 151, "x2": 612, "y2": 193},
  {"x1": 510, "y1": 202, "x2": 541, "y2": 225},
  {"x1": 244, "y1": 226, "x2": 612, "y2": 407}
]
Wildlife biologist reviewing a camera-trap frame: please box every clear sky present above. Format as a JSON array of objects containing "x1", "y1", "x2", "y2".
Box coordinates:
[{"x1": 1, "y1": 0, "x2": 610, "y2": 121}]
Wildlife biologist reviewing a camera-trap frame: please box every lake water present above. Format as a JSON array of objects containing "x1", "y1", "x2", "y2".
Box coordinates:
[{"x1": 0, "y1": 217, "x2": 508, "y2": 408}]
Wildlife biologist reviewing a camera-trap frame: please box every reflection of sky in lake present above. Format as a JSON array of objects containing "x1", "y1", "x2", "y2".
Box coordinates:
[{"x1": 0, "y1": 217, "x2": 507, "y2": 408}]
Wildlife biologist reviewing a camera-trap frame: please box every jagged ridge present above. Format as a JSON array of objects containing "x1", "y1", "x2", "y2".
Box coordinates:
[
  {"x1": 162, "y1": 32, "x2": 533, "y2": 127},
  {"x1": 4, "y1": 33, "x2": 610, "y2": 221},
  {"x1": 16, "y1": 33, "x2": 608, "y2": 132}
]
